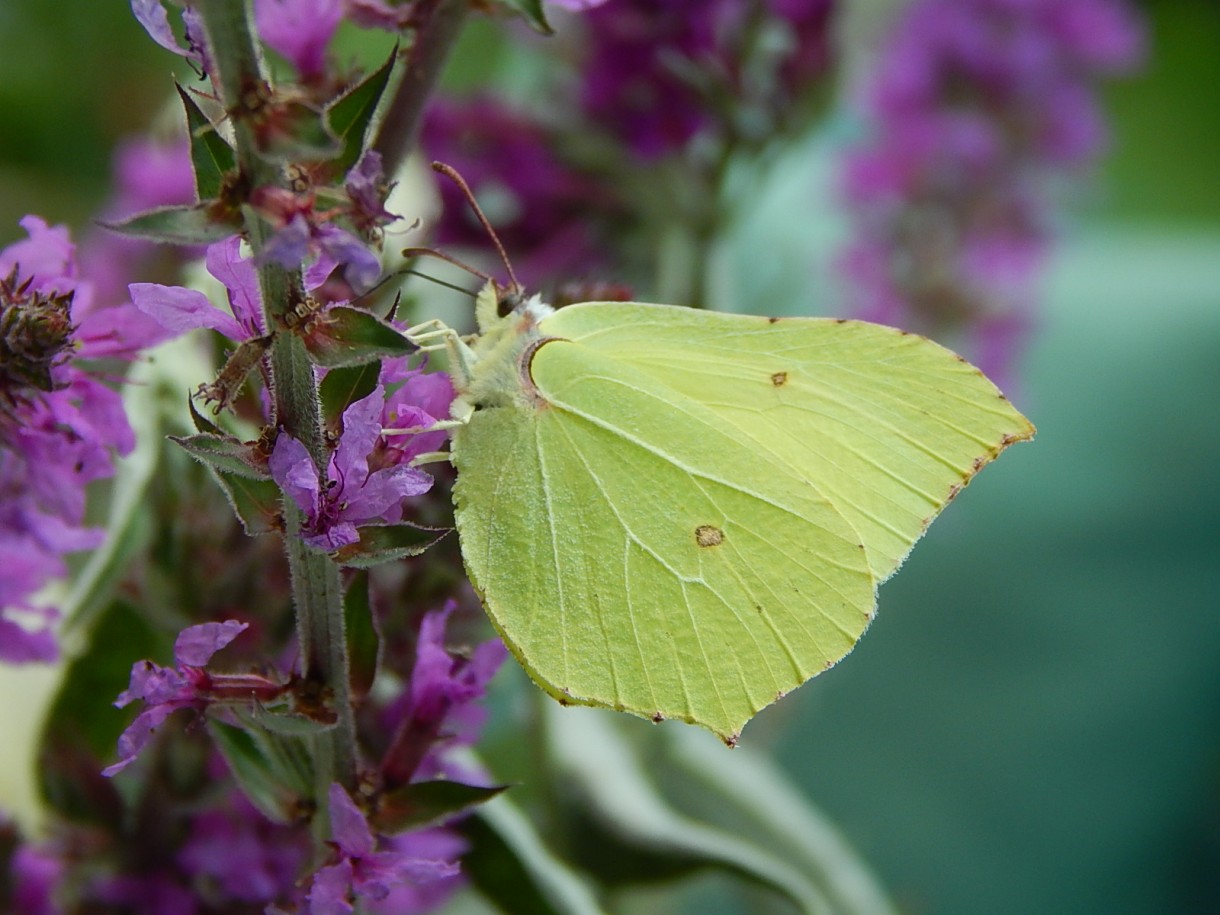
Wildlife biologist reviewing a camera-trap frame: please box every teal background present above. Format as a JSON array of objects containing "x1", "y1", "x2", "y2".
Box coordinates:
[{"x1": 1, "y1": 2, "x2": 1217, "y2": 913}]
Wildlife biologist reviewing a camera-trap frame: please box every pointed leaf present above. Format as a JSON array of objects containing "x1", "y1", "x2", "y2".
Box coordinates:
[
  {"x1": 343, "y1": 570, "x2": 380, "y2": 700},
  {"x1": 100, "y1": 204, "x2": 241, "y2": 245},
  {"x1": 177, "y1": 83, "x2": 235, "y2": 200},
  {"x1": 374, "y1": 780, "x2": 508, "y2": 834},
  {"x1": 495, "y1": 0, "x2": 553, "y2": 34},
  {"x1": 188, "y1": 394, "x2": 225, "y2": 435},
  {"x1": 171, "y1": 432, "x2": 270, "y2": 480},
  {"x1": 543, "y1": 706, "x2": 831, "y2": 911},
  {"x1": 229, "y1": 708, "x2": 316, "y2": 797},
  {"x1": 320, "y1": 362, "x2": 382, "y2": 430},
  {"x1": 39, "y1": 600, "x2": 160, "y2": 824},
  {"x1": 208, "y1": 470, "x2": 282, "y2": 536},
  {"x1": 301, "y1": 306, "x2": 413, "y2": 368},
  {"x1": 249, "y1": 703, "x2": 338, "y2": 737},
  {"x1": 460, "y1": 794, "x2": 606, "y2": 915},
  {"x1": 209, "y1": 720, "x2": 299, "y2": 824},
  {"x1": 332, "y1": 522, "x2": 447, "y2": 568},
  {"x1": 327, "y1": 46, "x2": 397, "y2": 172}
]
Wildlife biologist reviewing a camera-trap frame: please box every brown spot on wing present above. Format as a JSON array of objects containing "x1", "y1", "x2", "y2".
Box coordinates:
[
  {"x1": 695, "y1": 525, "x2": 724, "y2": 547},
  {"x1": 770, "y1": 371, "x2": 788, "y2": 387}
]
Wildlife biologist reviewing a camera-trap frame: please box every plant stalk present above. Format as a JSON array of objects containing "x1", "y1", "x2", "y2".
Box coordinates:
[{"x1": 194, "y1": 0, "x2": 357, "y2": 819}]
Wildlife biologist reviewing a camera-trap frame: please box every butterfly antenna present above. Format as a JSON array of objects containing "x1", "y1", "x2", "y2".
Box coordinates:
[
  {"x1": 431, "y1": 161, "x2": 522, "y2": 295},
  {"x1": 401, "y1": 246, "x2": 496, "y2": 285}
]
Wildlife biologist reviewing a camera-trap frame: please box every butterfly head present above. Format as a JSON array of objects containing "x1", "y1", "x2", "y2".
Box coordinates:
[{"x1": 474, "y1": 280, "x2": 553, "y2": 336}]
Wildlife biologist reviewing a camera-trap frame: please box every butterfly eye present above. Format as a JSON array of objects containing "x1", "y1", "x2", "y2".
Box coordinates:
[{"x1": 497, "y1": 292, "x2": 522, "y2": 318}]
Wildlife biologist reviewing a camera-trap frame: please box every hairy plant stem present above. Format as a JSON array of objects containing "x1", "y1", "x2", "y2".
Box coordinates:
[
  {"x1": 373, "y1": 0, "x2": 472, "y2": 177},
  {"x1": 194, "y1": 0, "x2": 356, "y2": 832}
]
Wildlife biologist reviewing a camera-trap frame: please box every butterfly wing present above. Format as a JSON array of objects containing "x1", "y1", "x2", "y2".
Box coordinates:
[
  {"x1": 452, "y1": 337, "x2": 874, "y2": 741},
  {"x1": 540, "y1": 302, "x2": 1036, "y2": 582},
  {"x1": 452, "y1": 301, "x2": 1033, "y2": 740}
]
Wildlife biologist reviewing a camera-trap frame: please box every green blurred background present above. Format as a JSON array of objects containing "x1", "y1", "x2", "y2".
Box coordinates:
[{"x1": 1, "y1": 1, "x2": 1217, "y2": 913}]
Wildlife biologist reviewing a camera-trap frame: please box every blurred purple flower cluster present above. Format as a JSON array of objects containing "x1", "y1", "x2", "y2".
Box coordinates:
[
  {"x1": 840, "y1": 0, "x2": 1143, "y2": 381},
  {"x1": 0, "y1": 218, "x2": 145, "y2": 663},
  {"x1": 422, "y1": 1, "x2": 837, "y2": 296}
]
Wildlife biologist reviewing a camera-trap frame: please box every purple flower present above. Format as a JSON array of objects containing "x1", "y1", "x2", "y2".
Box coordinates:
[
  {"x1": 548, "y1": 0, "x2": 610, "y2": 9},
  {"x1": 1, "y1": 217, "x2": 143, "y2": 664},
  {"x1": 10, "y1": 843, "x2": 63, "y2": 915},
  {"x1": 345, "y1": 152, "x2": 398, "y2": 235},
  {"x1": 839, "y1": 0, "x2": 1143, "y2": 383},
  {"x1": 308, "y1": 784, "x2": 459, "y2": 915},
  {"x1": 78, "y1": 137, "x2": 197, "y2": 357},
  {"x1": 177, "y1": 789, "x2": 309, "y2": 904},
  {"x1": 88, "y1": 872, "x2": 199, "y2": 915},
  {"x1": 422, "y1": 98, "x2": 612, "y2": 289},
  {"x1": 131, "y1": 236, "x2": 267, "y2": 343},
  {"x1": 380, "y1": 602, "x2": 508, "y2": 786},
  {"x1": 270, "y1": 387, "x2": 434, "y2": 551},
  {"x1": 104, "y1": 621, "x2": 253, "y2": 776},
  {"x1": 256, "y1": 0, "x2": 344, "y2": 78},
  {"x1": 378, "y1": 359, "x2": 455, "y2": 466},
  {"x1": 343, "y1": 0, "x2": 414, "y2": 31},
  {"x1": 578, "y1": 0, "x2": 719, "y2": 159},
  {"x1": 252, "y1": 184, "x2": 384, "y2": 295},
  {"x1": 366, "y1": 829, "x2": 468, "y2": 914},
  {"x1": 130, "y1": 0, "x2": 210, "y2": 73}
]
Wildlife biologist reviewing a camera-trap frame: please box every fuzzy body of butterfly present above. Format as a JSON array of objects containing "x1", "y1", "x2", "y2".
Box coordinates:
[{"x1": 406, "y1": 283, "x2": 1033, "y2": 744}]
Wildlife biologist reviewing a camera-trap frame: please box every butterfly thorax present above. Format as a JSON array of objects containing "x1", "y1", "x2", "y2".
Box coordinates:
[{"x1": 450, "y1": 283, "x2": 556, "y2": 421}]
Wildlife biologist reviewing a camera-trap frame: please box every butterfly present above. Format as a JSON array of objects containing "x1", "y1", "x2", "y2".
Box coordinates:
[{"x1": 409, "y1": 279, "x2": 1033, "y2": 744}]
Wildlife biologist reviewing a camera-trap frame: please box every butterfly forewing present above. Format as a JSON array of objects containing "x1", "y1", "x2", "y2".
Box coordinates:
[{"x1": 541, "y1": 303, "x2": 1036, "y2": 582}]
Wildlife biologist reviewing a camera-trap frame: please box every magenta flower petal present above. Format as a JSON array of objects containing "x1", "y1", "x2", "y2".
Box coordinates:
[
  {"x1": 0, "y1": 216, "x2": 74, "y2": 292},
  {"x1": 129, "y1": 283, "x2": 245, "y2": 340},
  {"x1": 103, "y1": 703, "x2": 177, "y2": 777},
  {"x1": 205, "y1": 238, "x2": 265, "y2": 337},
  {"x1": 174, "y1": 620, "x2": 250, "y2": 667},
  {"x1": 0, "y1": 616, "x2": 59, "y2": 664},
  {"x1": 130, "y1": 0, "x2": 200, "y2": 62},
  {"x1": 256, "y1": 0, "x2": 344, "y2": 77},
  {"x1": 269, "y1": 433, "x2": 321, "y2": 517},
  {"x1": 329, "y1": 783, "x2": 376, "y2": 859},
  {"x1": 333, "y1": 387, "x2": 386, "y2": 485},
  {"x1": 315, "y1": 226, "x2": 381, "y2": 294}
]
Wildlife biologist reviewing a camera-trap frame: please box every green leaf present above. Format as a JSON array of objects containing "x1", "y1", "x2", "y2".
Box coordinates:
[
  {"x1": 495, "y1": 0, "x2": 554, "y2": 34},
  {"x1": 208, "y1": 720, "x2": 301, "y2": 824},
  {"x1": 320, "y1": 362, "x2": 382, "y2": 430},
  {"x1": 170, "y1": 432, "x2": 270, "y2": 480},
  {"x1": 39, "y1": 600, "x2": 161, "y2": 824},
  {"x1": 261, "y1": 100, "x2": 341, "y2": 163},
  {"x1": 177, "y1": 83, "x2": 235, "y2": 200},
  {"x1": 663, "y1": 728, "x2": 899, "y2": 915},
  {"x1": 331, "y1": 522, "x2": 447, "y2": 568},
  {"x1": 460, "y1": 794, "x2": 607, "y2": 915},
  {"x1": 248, "y1": 703, "x2": 338, "y2": 737},
  {"x1": 100, "y1": 204, "x2": 241, "y2": 246},
  {"x1": 343, "y1": 570, "x2": 380, "y2": 700},
  {"x1": 542, "y1": 706, "x2": 832, "y2": 913},
  {"x1": 374, "y1": 780, "x2": 508, "y2": 834},
  {"x1": 207, "y1": 470, "x2": 282, "y2": 536},
  {"x1": 327, "y1": 46, "x2": 398, "y2": 173},
  {"x1": 228, "y1": 708, "x2": 315, "y2": 798},
  {"x1": 301, "y1": 306, "x2": 413, "y2": 368},
  {"x1": 188, "y1": 394, "x2": 225, "y2": 435}
]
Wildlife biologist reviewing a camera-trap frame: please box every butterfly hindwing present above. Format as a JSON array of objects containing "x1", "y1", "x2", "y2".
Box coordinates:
[{"x1": 455, "y1": 334, "x2": 874, "y2": 740}]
